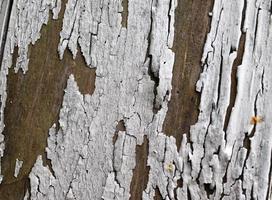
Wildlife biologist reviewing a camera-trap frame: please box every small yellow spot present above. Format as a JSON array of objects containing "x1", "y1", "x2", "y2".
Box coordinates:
[
  {"x1": 165, "y1": 163, "x2": 174, "y2": 173},
  {"x1": 250, "y1": 116, "x2": 263, "y2": 125}
]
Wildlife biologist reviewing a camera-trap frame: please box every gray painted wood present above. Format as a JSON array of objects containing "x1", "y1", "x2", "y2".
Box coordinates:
[
  {"x1": 0, "y1": 0, "x2": 61, "y2": 184},
  {"x1": 0, "y1": 0, "x2": 271, "y2": 199}
]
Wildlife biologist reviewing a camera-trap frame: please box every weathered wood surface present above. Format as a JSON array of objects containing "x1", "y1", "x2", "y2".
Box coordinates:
[
  {"x1": 0, "y1": 0, "x2": 96, "y2": 199},
  {"x1": 0, "y1": 0, "x2": 271, "y2": 200}
]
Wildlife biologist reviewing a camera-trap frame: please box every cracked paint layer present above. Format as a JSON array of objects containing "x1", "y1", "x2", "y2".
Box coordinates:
[
  {"x1": 162, "y1": 0, "x2": 214, "y2": 150},
  {"x1": 0, "y1": 0, "x2": 13, "y2": 183},
  {"x1": 1, "y1": 0, "x2": 272, "y2": 199},
  {"x1": 0, "y1": 0, "x2": 61, "y2": 183},
  {"x1": 0, "y1": 0, "x2": 12, "y2": 62},
  {"x1": 26, "y1": 0, "x2": 177, "y2": 199},
  {"x1": 182, "y1": 0, "x2": 272, "y2": 198}
]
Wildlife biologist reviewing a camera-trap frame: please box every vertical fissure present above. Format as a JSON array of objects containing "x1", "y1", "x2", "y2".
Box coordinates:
[
  {"x1": 0, "y1": 0, "x2": 13, "y2": 66},
  {"x1": 129, "y1": 136, "x2": 150, "y2": 200},
  {"x1": 167, "y1": 0, "x2": 173, "y2": 39},
  {"x1": 148, "y1": 57, "x2": 161, "y2": 114},
  {"x1": 162, "y1": 0, "x2": 214, "y2": 149},
  {"x1": 216, "y1": 48, "x2": 224, "y2": 108},
  {"x1": 266, "y1": 148, "x2": 272, "y2": 200},
  {"x1": 223, "y1": 33, "x2": 246, "y2": 132},
  {"x1": 223, "y1": 0, "x2": 247, "y2": 133},
  {"x1": 187, "y1": 187, "x2": 192, "y2": 200},
  {"x1": 145, "y1": 0, "x2": 160, "y2": 114}
]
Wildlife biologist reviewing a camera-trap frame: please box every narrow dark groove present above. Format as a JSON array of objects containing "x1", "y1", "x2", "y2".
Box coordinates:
[
  {"x1": 0, "y1": 0, "x2": 13, "y2": 66},
  {"x1": 0, "y1": 0, "x2": 96, "y2": 199},
  {"x1": 223, "y1": 33, "x2": 246, "y2": 132},
  {"x1": 129, "y1": 136, "x2": 149, "y2": 200},
  {"x1": 237, "y1": 144, "x2": 250, "y2": 196},
  {"x1": 250, "y1": 185, "x2": 254, "y2": 199},
  {"x1": 167, "y1": 0, "x2": 173, "y2": 37},
  {"x1": 148, "y1": 55, "x2": 161, "y2": 114},
  {"x1": 221, "y1": 141, "x2": 237, "y2": 197},
  {"x1": 247, "y1": 91, "x2": 260, "y2": 139},
  {"x1": 163, "y1": 0, "x2": 214, "y2": 150},
  {"x1": 252, "y1": 8, "x2": 260, "y2": 52},
  {"x1": 266, "y1": 148, "x2": 272, "y2": 200},
  {"x1": 216, "y1": 48, "x2": 224, "y2": 108},
  {"x1": 223, "y1": 0, "x2": 246, "y2": 133},
  {"x1": 145, "y1": 3, "x2": 161, "y2": 114},
  {"x1": 241, "y1": 0, "x2": 247, "y2": 30},
  {"x1": 187, "y1": 187, "x2": 192, "y2": 200}
]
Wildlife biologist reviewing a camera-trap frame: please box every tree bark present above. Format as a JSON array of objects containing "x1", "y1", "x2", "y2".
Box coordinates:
[{"x1": 0, "y1": 0, "x2": 271, "y2": 200}]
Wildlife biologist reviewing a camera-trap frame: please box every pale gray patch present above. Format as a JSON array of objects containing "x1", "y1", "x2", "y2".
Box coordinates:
[{"x1": 14, "y1": 158, "x2": 23, "y2": 178}]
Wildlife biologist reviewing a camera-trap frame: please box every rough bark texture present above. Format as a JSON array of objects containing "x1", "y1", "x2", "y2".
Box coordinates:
[{"x1": 0, "y1": 0, "x2": 271, "y2": 200}]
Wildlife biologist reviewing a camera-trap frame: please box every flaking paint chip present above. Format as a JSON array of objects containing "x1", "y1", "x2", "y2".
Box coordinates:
[{"x1": 14, "y1": 158, "x2": 23, "y2": 178}]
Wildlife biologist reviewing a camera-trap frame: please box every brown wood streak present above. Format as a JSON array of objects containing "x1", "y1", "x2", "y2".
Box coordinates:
[
  {"x1": 128, "y1": 0, "x2": 214, "y2": 199},
  {"x1": 0, "y1": 0, "x2": 215, "y2": 199},
  {"x1": 129, "y1": 136, "x2": 149, "y2": 200},
  {"x1": 163, "y1": 0, "x2": 214, "y2": 149},
  {"x1": 0, "y1": 0, "x2": 96, "y2": 199},
  {"x1": 121, "y1": 0, "x2": 128, "y2": 28}
]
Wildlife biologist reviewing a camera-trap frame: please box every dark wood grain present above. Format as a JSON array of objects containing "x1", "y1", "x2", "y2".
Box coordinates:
[
  {"x1": 130, "y1": 0, "x2": 215, "y2": 199},
  {"x1": 163, "y1": 0, "x2": 214, "y2": 149}
]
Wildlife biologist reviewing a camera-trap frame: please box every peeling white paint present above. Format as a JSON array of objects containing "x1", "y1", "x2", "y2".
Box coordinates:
[
  {"x1": 27, "y1": 0, "x2": 177, "y2": 198},
  {"x1": 24, "y1": 0, "x2": 272, "y2": 198},
  {"x1": 0, "y1": 0, "x2": 11, "y2": 51},
  {"x1": 29, "y1": 155, "x2": 56, "y2": 199},
  {"x1": 0, "y1": 0, "x2": 61, "y2": 182},
  {"x1": 0, "y1": 0, "x2": 13, "y2": 183},
  {"x1": 23, "y1": 189, "x2": 29, "y2": 200},
  {"x1": 14, "y1": 158, "x2": 23, "y2": 178},
  {"x1": 102, "y1": 131, "x2": 137, "y2": 200},
  {"x1": 0, "y1": 0, "x2": 271, "y2": 199},
  {"x1": 184, "y1": 0, "x2": 272, "y2": 199}
]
